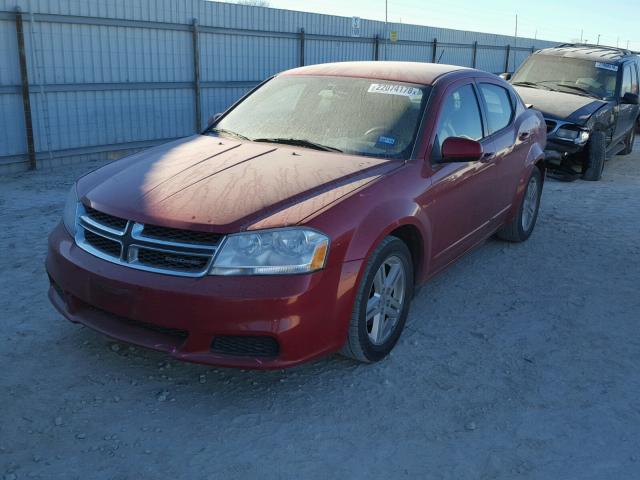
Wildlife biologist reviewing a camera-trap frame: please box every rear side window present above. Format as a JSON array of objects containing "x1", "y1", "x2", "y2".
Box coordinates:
[
  {"x1": 630, "y1": 64, "x2": 639, "y2": 95},
  {"x1": 621, "y1": 65, "x2": 633, "y2": 96},
  {"x1": 478, "y1": 83, "x2": 514, "y2": 134}
]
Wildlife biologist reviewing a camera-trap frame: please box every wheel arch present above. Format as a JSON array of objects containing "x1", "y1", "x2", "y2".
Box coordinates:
[{"x1": 344, "y1": 200, "x2": 432, "y2": 286}]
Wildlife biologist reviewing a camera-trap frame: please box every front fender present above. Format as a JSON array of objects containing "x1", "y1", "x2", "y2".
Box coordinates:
[{"x1": 344, "y1": 197, "x2": 432, "y2": 277}]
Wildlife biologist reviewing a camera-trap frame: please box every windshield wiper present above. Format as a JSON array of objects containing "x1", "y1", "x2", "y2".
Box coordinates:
[
  {"x1": 512, "y1": 81, "x2": 551, "y2": 90},
  {"x1": 252, "y1": 138, "x2": 343, "y2": 152},
  {"x1": 208, "y1": 128, "x2": 251, "y2": 141},
  {"x1": 549, "y1": 83, "x2": 601, "y2": 99}
]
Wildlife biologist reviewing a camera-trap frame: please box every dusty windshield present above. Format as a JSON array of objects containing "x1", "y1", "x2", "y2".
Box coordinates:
[
  {"x1": 512, "y1": 55, "x2": 618, "y2": 100},
  {"x1": 209, "y1": 76, "x2": 430, "y2": 159}
]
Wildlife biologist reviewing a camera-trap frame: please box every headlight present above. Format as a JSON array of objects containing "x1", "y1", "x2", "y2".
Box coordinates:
[
  {"x1": 62, "y1": 183, "x2": 79, "y2": 235},
  {"x1": 209, "y1": 228, "x2": 329, "y2": 275},
  {"x1": 556, "y1": 127, "x2": 589, "y2": 144}
]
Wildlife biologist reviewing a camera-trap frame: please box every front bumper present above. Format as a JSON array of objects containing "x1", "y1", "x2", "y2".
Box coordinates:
[{"x1": 46, "y1": 223, "x2": 361, "y2": 369}]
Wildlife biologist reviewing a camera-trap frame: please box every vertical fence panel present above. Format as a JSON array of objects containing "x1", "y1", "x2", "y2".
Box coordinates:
[{"x1": 0, "y1": 16, "x2": 27, "y2": 165}]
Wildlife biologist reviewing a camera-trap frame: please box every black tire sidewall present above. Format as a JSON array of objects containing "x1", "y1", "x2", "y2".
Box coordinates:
[
  {"x1": 626, "y1": 128, "x2": 635, "y2": 154},
  {"x1": 584, "y1": 131, "x2": 606, "y2": 180},
  {"x1": 516, "y1": 168, "x2": 542, "y2": 240},
  {"x1": 354, "y1": 238, "x2": 413, "y2": 362}
]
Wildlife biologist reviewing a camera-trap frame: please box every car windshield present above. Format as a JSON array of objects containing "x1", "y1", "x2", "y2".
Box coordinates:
[
  {"x1": 208, "y1": 75, "x2": 430, "y2": 159},
  {"x1": 512, "y1": 55, "x2": 618, "y2": 100}
]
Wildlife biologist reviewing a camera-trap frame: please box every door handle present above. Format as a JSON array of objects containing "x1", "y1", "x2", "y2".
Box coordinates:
[{"x1": 480, "y1": 152, "x2": 495, "y2": 163}]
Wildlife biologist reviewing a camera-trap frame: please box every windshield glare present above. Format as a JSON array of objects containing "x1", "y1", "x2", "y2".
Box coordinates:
[
  {"x1": 210, "y1": 76, "x2": 430, "y2": 159},
  {"x1": 512, "y1": 55, "x2": 618, "y2": 99}
]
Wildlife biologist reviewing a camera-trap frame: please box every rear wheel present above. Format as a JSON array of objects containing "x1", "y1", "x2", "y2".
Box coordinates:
[
  {"x1": 496, "y1": 168, "x2": 542, "y2": 243},
  {"x1": 582, "y1": 131, "x2": 606, "y2": 181},
  {"x1": 620, "y1": 127, "x2": 636, "y2": 155},
  {"x1": 342, "y1": 237, "x2": 413, "y2": 363}
]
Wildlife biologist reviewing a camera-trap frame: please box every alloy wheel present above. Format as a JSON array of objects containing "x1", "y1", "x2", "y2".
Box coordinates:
[
  {"x1": 521, "y1": 175, "x2": 540, "y2": 232},
  {"x1": 366, "y1": 256, "x2": 406, "y2": 345}
]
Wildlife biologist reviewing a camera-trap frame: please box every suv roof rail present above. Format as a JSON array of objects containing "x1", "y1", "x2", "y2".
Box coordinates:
[{"x1": 555, "y1": 43, "x2": 633, "y2": 57}]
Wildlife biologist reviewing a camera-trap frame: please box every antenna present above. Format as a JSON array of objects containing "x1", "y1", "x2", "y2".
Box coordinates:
[
  {"x1": 512, "y1": 14, "x2": 518, "y2": 71},
  {"x1": 436, "y1": 49, "x2": 444, "y2": 64}
]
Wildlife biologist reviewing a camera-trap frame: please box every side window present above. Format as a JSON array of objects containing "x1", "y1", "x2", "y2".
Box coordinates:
[
  {"x1": 631, "y1": 64, "x2": 639, "y2": 95},
  {"x1": 478, "y1": 83, "x2": 514, "y2": 134},
  {"x1": 434, "y1": 84, "x2": 483, "y2": 159},
  {"x1": 621, "y1": 65, "x2": 633, "y2": 96}
]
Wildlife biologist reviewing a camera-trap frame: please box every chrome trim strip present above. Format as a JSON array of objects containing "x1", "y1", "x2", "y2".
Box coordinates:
[
  {"x1": 77, "y1": 246, "x2": 212, "y2": 278},
  {"x1": 128, "y1": 244, "x2": 214, "y2": 275},
  {"x1": 79, "y1": 215, "x2": 127, "y2": 238}
]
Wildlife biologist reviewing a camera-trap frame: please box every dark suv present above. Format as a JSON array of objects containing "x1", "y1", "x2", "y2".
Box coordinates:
[{"x1": 506, "y1": 44, "x2": 640, "y2": 181}]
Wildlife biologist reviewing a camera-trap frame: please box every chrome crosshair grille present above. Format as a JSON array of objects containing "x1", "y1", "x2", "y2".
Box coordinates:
[{"x1": 75, "y1": 204, "x2": 224, "y2": 277}]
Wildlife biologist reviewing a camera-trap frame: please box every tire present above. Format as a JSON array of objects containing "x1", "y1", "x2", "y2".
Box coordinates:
[
  {"x1": 582, "y1": 131, "x2": 606, "y2": 181},
  {"x1": 341, "y1": 236, "x2": 414, "y2": 363},
  {"x1": 620, "y1": 127, "x2": 635, "y2": 155},
  {"x1": 496, "y1": 167, "x2": 542, "y2": 243}
]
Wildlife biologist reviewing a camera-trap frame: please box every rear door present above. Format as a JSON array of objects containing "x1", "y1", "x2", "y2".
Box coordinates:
[
  {"x1": 614, "y1": 62, "x2": 638, "y2": 142},
  {"x1": 475, "y1": 80, "x2": 525, "y2": 218}
]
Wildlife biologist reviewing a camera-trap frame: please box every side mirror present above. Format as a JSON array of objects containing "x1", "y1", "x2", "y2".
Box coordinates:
[
  {"x1": 207, "y1": 112, "x2": 223, "y2": 127},
  {"x1": 622, "y1": 92, "x2": 639, "y2": 105},
  {"x1": 441, "y1": 137, "x2": 484, "y2": 163},
  {"x1": 499, "y1": 72, "x2": 512, "y2": 81}
]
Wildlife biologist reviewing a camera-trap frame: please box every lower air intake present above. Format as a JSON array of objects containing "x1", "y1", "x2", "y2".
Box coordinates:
[{"x1": 210, "y1": 335, "x2": 279, "y2": 357}]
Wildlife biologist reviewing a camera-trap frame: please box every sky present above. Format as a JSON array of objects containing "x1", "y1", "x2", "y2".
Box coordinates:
[{"x1": 222, "y1": 0, "x2": 640, "y2": 50}]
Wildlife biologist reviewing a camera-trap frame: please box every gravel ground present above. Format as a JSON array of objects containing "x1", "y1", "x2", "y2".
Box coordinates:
[{"x1": 1, "y1": 145, "x2": 640, "y2": 480}]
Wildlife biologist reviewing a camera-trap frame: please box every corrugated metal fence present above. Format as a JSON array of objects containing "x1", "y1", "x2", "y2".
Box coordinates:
[{"x1": 0, "y1": 0, "x2": 557, "y2": 173}]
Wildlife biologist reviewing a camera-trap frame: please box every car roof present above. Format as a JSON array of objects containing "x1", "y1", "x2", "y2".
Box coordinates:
[
  {"x1": 536, "y1": 44, "x2": 636, "y2": 63},
  {"x1": 279, "y1": 61, "x2": 475, "y2": 86}
]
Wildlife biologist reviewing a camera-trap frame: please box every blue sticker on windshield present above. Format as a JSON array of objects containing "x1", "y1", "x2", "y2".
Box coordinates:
[
  {"x1": 595, "y1": 62, "x2": 618, "y2": 72},
  {"x1": 377, "y1": 135, "x2": 396, "y2": 146}
]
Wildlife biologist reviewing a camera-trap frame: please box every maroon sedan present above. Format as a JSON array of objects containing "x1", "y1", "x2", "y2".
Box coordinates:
[{"x1": 47, "y1": 62, "x2": 546, "y2": 369}]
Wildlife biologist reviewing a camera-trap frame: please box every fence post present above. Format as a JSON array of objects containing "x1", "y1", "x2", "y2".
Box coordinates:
[
  {"x1": 472, "y1": 40, "x2": 478, "y2": 68},
  {"x1": 373, "y1": 34, "x2": 379, "y2": 61},
  {"x1": 299, "y1": 28, "x2": 305, "y2": 66},
  {"x1": 15, "y1": 8, "x2": 36, "y2": 170},
  {"x1": 191, "y1": 18, "x2": 201, "y2": 133},
  {"x1": 432, "y1": 38, "x2": 437, "y2": 63},
  {"x1": 504, "y1": 44, "x2": 511, "y2": 73}
]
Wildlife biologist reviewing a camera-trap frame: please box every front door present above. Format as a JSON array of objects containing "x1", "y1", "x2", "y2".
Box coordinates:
[{"x1": 420, "y1": 81, "x2": 501, "y2": 272}]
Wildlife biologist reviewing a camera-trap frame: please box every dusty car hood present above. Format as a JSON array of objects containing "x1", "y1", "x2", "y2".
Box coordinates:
[
  {"x1": 78, "y1": 135, "x2": 398, "y2": 232},
  {"x1": 513, "y1": 86, "x2": 608, "y2": 124}
]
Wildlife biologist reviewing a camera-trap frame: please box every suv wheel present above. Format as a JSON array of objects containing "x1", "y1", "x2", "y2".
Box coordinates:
[
  {"x1": 620, "y1": 127, "x2": 636, "y2": 155},
  {"x1": 582, "y1": 131, "x2": 606, "y2": 181},
  {"x1": 341, "y1": 236, "x2": 413, "y2": 363}
]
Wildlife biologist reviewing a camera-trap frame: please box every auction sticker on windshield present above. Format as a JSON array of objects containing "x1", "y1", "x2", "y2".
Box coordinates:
[
  {"x1": 368, "y1": 83, "x2": 422, "y2": 98},
  {"x1": 595, "y1": 62, "x2": 619, "y2": 72}
]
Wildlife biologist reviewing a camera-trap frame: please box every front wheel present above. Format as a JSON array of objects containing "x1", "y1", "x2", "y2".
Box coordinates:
[
  {"x1": 582, "y1": 131, "x2": 606, "y2": 181},
  {"x1": 341, "y1": 236, "x2": 414, "y2": 363},
  {"x1": 496, "y1": 167, "x2": 542, "y2": 243}
]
